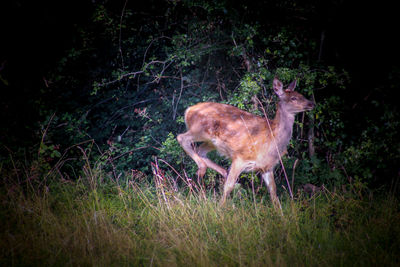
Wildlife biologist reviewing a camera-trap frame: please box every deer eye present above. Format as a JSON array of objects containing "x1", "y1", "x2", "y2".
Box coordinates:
[{"x1": 290, "y1": 96, "x2": 297, "y2": 101}]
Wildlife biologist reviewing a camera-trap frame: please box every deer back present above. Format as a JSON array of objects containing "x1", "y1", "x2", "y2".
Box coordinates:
[{"x1": 185, "y1": 102, "x2": 272, "y2": 165}]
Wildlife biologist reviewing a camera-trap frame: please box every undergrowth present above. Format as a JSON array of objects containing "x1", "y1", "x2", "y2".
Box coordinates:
[{"x1": 1, "y1": 156, "x2": 399, "y2": 266}]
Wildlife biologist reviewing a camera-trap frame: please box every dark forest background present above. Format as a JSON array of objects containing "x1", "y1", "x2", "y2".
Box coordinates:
[
  {"x1": 1, "y1": 1, "x2": 400, "y2": 265},
  {"x1": 1, "y1": 0, "x2": 399, "y2": 191}
]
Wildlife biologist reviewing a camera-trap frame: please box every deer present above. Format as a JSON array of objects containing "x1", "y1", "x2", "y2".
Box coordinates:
[{"x1": 177, "y1": 77, "x2": 315, "y2": 209}]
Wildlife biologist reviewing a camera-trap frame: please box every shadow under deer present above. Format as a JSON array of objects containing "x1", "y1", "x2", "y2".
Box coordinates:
[{"x1": 177, "y1": 78, "x2": 315, "y2": 209}]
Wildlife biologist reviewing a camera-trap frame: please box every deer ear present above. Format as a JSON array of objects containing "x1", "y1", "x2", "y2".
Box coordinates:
[
  {"x1": 273, "y1": 78, "x2": 284, "y2": 96},
  {"x1": 287, "y1": 80, "x2": 297, "y2": 91}
]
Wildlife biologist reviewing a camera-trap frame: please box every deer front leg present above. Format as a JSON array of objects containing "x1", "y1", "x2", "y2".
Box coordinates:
[
  {"x1": 220, "y1": 159, "x2": 244, "y2": 206},
  {"x1": 262, "y1": 171, "x2": 282, "y2": 210}
]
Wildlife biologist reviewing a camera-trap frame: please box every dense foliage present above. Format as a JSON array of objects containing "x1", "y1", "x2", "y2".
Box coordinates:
[
  {"x1": 1, "y1": 0, "x2": 399, "y2": 200},
  {"x1": 1, "y1": 1, "x2": 399, "y2": 265}
]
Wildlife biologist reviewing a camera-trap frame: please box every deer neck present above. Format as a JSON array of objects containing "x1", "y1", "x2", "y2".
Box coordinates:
[{"x1": 270, "y1": 103, "x2": 295, "y2": 152}]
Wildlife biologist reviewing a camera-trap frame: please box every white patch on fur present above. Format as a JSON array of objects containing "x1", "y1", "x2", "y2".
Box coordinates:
[
  {"x1": 242, "y1": 161, "x2": 256, "y2": 173},
  {"x1": 262, "y1": 172, "x2": 273, "y2": 186}
]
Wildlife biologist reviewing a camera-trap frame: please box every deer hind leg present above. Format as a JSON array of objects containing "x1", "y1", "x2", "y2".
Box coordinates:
[
  {"x1": 220, "y1": 159, "x2": 244, "y2": 206},
  {"x1": 197, "y1": 142, "x2": 228, "y2": 178},
  {"x1": 262, "y1": 171, "x2": 282, "y2": 211},
  {"x1": 177, "y1": 132, "x2": 207, "y2": 179}
]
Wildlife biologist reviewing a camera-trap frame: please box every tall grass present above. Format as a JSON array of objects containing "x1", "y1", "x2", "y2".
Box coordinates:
[{"x1": 1, "y1": 155, "x2": 399, "y2": 266}]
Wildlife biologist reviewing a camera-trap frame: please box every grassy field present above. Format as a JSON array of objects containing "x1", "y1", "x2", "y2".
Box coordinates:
[{"x1": 1, "y1": 164, "x2": 399, "y2": 267}]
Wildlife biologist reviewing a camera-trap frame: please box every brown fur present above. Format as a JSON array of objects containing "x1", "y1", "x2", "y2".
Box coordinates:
[{"x1": 177, "y1": 78, "x2": 315, "y2": 209}]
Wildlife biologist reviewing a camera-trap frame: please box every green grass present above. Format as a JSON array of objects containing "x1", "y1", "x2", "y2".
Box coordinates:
[{"x1": 1, "y1": 172, "x2": 399, "y2": 267}]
